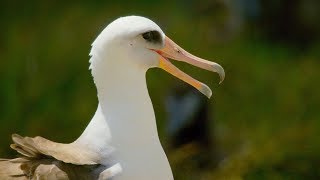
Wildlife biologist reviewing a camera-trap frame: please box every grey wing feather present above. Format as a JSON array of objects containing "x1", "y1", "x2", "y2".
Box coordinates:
[{"x1": 0, "y1": 134, "x2": 120, "y2": 180}]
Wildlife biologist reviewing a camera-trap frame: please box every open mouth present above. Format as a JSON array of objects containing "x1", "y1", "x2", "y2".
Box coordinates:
[{"x1": 152, "y1": 36, "x2": 225, "y2": 98}]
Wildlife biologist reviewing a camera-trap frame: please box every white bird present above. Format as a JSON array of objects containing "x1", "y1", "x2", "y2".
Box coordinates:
[{"x1": 0, "y1": 16, "x2": 224, "y2": 180}]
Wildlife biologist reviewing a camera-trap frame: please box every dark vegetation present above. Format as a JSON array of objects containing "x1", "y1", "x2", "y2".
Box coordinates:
[{"x1": 1, "y1": 0, "x2": 319, "y2": 179}]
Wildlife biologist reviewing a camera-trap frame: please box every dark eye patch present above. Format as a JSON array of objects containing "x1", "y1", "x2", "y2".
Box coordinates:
[{"x1": 142, "y1": 31, "x2": 161, "y2": 44}]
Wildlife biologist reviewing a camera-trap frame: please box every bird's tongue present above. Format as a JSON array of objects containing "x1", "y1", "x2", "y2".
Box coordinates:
[{"x1": 155, "y1": 36, "x2": 225, "y2": 98}]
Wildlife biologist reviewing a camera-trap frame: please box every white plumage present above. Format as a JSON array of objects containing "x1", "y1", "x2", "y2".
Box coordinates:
[{"x1": 0, "y1": 16, "x2": 224, "y2": 180}]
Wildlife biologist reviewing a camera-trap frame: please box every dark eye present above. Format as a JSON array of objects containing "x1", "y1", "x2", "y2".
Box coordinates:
[
  {"x1": 142, "y1": 31, "x2": 161, "y2": 44},
  {"x1": 142, "y1": 32, "x2": 152, "y2": 41}
]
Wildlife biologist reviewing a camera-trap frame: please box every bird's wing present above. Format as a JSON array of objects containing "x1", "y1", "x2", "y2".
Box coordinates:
[
  {"x1": 0, "y1": 158, "x2": 26, "y2": 180},
  {"x1": 0, "y1": 134, "x2": 119, "y2": 180},
  {"x1": 0, "y1": 157, "x2": 113, "y2": 180},
  {"x1": 11, "y1": 134, "x2": 99, "y2": 165}
]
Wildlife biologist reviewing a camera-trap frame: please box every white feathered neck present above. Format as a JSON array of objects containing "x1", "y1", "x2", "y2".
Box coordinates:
[{"x1": 75, "y1": 16, "x2": 174, "y2": 180}]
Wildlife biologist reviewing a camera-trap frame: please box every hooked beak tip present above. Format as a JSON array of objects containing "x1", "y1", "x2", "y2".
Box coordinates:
[{"x1": 211, "y1": 63, "x2": 225, "y2": 84}]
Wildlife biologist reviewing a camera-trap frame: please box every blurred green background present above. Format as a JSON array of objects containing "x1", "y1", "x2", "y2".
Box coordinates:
[{"x1": 1, "y1": 0, "x2": 320, "y2": 179}]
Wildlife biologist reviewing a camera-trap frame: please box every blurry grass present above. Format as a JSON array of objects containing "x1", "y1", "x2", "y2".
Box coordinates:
[
  {"x1": 167, "y1": 38, "x2": 320, "y2": 179},
  {"x1": 1, "y1": 1, "x2": 320, "y2": 179}
]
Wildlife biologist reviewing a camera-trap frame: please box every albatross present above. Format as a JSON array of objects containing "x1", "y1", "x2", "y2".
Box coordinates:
[{"x1": 0, "y1": 16, "x2": 225, "y2": 180}]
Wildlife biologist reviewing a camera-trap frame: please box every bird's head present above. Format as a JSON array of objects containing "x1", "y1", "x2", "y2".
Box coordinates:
[{"x1": 90, "y1": 16, "x2": 224, "y2": 98}]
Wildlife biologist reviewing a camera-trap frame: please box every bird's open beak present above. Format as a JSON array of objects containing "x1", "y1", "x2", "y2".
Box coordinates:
[{"x1": 154, "y1": 36, "x2": 225, "y2": 98}]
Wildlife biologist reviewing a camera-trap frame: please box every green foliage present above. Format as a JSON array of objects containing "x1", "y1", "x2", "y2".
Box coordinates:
[{"x1": 1, "y1": 1, "x2": 319, "y2": 179}]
